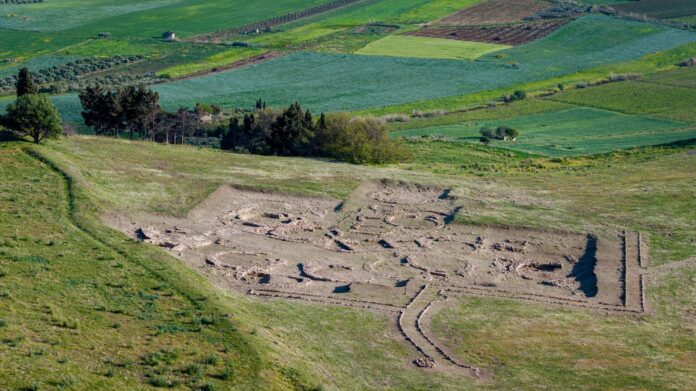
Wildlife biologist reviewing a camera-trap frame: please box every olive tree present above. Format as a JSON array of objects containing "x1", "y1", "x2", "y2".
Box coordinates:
[{"x1": 5, "y1": 94, "x2": 63, "y2": 144}]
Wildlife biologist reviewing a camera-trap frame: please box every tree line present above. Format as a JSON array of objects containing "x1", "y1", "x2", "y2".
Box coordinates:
[
  {"x1": 221, "y1": 102, "x2": 410, "y2": 163},
  {"x1": 1, "y1": 68, "x2": 410, "y2": 164}
]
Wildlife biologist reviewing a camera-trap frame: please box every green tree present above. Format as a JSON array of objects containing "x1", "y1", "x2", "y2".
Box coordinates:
[
  {"x1": 16, "y1": 68, "x2": 37, "y2": 96},
  {"x1": 268, "y1": 102, "x2": 314, "y2": 156},
  {"x1": 5, "y1": 94, "x2": 62, "y2": 144},
  {"x1": 79, "y1": 86, "x2": 123, "y2": 137},
  {"x1": 221, "y1": 117, "x2": 240, "y2": 151}
]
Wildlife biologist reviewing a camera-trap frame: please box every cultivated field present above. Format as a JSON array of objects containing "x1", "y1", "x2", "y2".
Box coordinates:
[
  {"x1": 393, "y1": 107, "x2": 696, "y2": 156},
  {"x1": 614, "y1": 0, "x2": 696, "y2": 20},
  {"x1": 20, "y1": 15, "x2": 696, "y2": 124},
  {"x1": 439, "y1": 0, "x2": 550, "y2": 25},
  {"x1": 549, "y1": 80, "x2": 696, "y2": 123},
  {"x1": 355, "y1": 35, "x2": 509, "y2": 60},
  {"x1": 407, "y1": 21, "x2": 568, "y2": 46}
]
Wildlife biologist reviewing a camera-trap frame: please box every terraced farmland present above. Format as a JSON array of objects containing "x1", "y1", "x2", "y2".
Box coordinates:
[
  {"x1": 406, "y1": 21, "x2": 568, "y2": 46},
  {"x1": 392, "y1": 107, "x2": 696, "y2": 156},
  {"x1": 614, "y1": 0, "x2": 696, "y2": 20},
  {"x1": 157, "y1": 47, "x2": 268, "y2": 79},
  {"x1": 439, "y1": 0, "x2": 550, "y2": 25},
  {"x1": 34, "y1": 15, "x2": 696, "y2": 122},
  {"x1": 354, "y1": 35, "x2": 509, "y2": 60},
  {"x1": 549, "y1": 80, "x2": 696, "y2": 123}
]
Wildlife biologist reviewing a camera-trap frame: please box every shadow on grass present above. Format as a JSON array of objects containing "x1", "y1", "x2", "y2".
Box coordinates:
[{"x1": 0, "y1": 131, "x2": 24, "y2": 143}]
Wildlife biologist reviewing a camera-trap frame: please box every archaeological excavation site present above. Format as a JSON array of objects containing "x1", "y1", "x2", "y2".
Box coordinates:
[{"x1": 110, "y1": 180, "x2": 652, "y2": 377}]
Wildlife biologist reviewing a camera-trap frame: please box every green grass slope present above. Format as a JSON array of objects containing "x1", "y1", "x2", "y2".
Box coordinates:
[
  {"x1": 2, "y1": 134, "x2": 695, "y2": 389},
  {"x1": 0, "y1": 137, "x2": 466, "y2": 390},
  {"x1": 0, "y1": 144, "x2": 299, "y2": 390}
]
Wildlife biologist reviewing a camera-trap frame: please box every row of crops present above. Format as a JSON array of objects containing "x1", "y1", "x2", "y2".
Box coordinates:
[
  {"x1": 192, "y1": 0, "x2": 369, "y2": 42},
  {"x1": 0, "y1": 55, "x2": 145, "y2": 93},
  {"x1": 136, "y1": 16, "x2": 696, "y2": 113},
  {"x1": 392, "y1": 107, "x2": 696, "y2": 157},
  {"x1": 0, "y1": 0, "x2": 43, "y2": 4}
]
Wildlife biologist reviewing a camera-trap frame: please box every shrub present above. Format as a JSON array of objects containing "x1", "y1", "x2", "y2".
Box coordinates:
[
  {"x1": 201, "y1": 354, "x2": 220, "y2": 366},
  {"x1": 317, "y1": 114, "x2": 411, "y2": 164},
  {"x1": 513, "y1": 90, "x2": 527, "y2": 100},
  {"x1": 479, "y1": 126, "x2": 495, "y2": 139}
]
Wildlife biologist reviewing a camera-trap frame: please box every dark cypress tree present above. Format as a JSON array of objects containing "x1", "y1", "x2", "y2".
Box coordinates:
[
  {"x1": 243, "y1": 114, "x2": 256, "y2": 152},
  {"x1": 221, "y1": 117, "x2": 240, "y2": 150},
  {"x1": 303, "y1": 110, "x2": 313, "y2": 129},
  {"x1": 318, "y1": 113, "x2": 327, "y2": 131},
  {"x1": 16, "y1": 68, "x2": 37, "y2": 96}
]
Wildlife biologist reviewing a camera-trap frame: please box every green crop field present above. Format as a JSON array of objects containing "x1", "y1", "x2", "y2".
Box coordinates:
[
  {"x1": 614, "y1": 0, "x2": 696, "y2": 19},
  {"x1": 549, "y1": 80, "x2": 696, "y2": 123},
  {"x1": 645, "y1": 65, "x2": 696, "y2": 88},
  {"x1": 157, "y1": 47, "x2": 267, "y2": 79},
  {"x1": 392, "y1": 107, "x2": 696, "y2": 156},
  {"x1": 0, "y1": 0, "x2": 331, "y2": 58},
  {"x1": 21, "y1": 15, "x2": 696, "y2": 124},
  {"x1": 355, "y1": 35, "x2": 509, "y2": 60}
]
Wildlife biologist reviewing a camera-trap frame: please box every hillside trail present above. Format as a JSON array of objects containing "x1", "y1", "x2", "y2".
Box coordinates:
[{"x1": 399, "y1": 284, "x2": 486, "y2": 378}]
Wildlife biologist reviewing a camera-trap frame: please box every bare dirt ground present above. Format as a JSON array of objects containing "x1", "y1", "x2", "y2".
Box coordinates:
[
  {"x1": 106, "y1": 180, "x2": 654, "y2": 377},
  {"x1": 439, "y1": 0, "x2": 551, "y2": 26}
]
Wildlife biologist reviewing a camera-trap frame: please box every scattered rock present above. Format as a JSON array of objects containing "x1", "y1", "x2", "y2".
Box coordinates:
[{"x1": 414, "y1": 357, "x2": 436, "y2": 368}]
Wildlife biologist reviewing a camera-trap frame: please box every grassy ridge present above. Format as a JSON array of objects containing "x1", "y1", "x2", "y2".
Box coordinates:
[{"x1": 0, "y1": 144, "x2": 296, "y2": 390}]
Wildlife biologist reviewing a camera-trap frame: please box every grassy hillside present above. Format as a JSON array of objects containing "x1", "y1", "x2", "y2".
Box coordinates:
[
  {"x1": 0, "y1": 144, "x2": 296, "y2": 390},
  {"x1": 1, "y1": 133, "x2": 693, "y2": 389}
]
